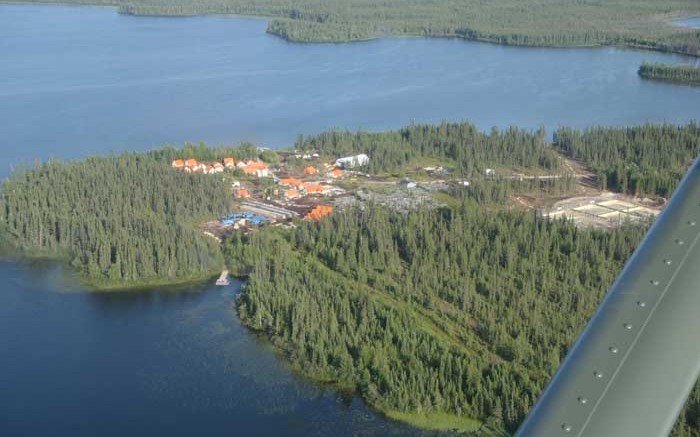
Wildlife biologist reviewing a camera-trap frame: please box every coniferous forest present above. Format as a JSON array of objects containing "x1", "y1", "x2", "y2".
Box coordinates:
[
  {"x1": 18, "y1": 0, "x2": 700, "y2": 56},
  {"x1": 554, "y1": 122, "x2": 700, "y2": 197},
  {"x1": 0, "y1": 153, "x2": 229, "y2": 288},
  {"x1": 297, "y1": 122, "x2": 558, "y2": 176},
  {"x1": 1, "y1": 121, "x2": 699, "y2": 433},
  {"x1": 225, "y1": 122, "x2": 700, "y2": 434},
  {"x1": 225, "y1": 204, "x2": 647, "y2": 433},
  {"x1": 225, "y1": 202, "x2": 700, "y2": 435},
  {"x1": 638, "y1": 62, "x2": 700, "y2": 86}
]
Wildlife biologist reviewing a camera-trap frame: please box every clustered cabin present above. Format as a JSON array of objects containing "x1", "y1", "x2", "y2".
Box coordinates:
[
  {"x1": 328, "y1": 168, "x2": 344, "y2": 179},
  {"x1": 172, "y1": 157, "x2": 235, "y2": 174},
  {"x1": 279, "y1": 177, "x2": 304, "y2": 188},
  {"x1": 284, "y1": 189, "x2": 301, "y2": 199},
  {"x1": 305, "y1": 205, "x2": 333, "y2": 221},
  {"x1": 239, "y1": 161, "x2": 271, "y2": 178},
  {"x1": 303, "y1": 182, "x2": 329, "y2": 195}
]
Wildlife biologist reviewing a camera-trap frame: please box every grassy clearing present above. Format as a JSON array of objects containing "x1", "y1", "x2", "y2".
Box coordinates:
[{"x1": 384, "y1": 409, "x2": 487, "y2": 434}]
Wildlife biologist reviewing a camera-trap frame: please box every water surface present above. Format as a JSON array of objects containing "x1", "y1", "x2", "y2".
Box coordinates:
[
  {"x1": 0, "y1": 261, "x2": 441, "y2": 436},
  {"x1": 1, "y1": 4, "x2": 700, "y2": 179},
  {"x1": 674, "y1": 17, "x2": 700, "y2": 29}
]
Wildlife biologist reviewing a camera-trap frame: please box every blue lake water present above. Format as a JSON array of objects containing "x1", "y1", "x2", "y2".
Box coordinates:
[
  {"x1": 2, "y1": 4, "x2": 700, "y2": 179},
  {"x1": 674, "y1": 17, "x2": 700, "y2": 29},
  {"x1": 1, "y1": 4, "x2": 700, "y2": 436},
  {"x1": 0, "y1": 261, "x2": 436, "y2": 437}
]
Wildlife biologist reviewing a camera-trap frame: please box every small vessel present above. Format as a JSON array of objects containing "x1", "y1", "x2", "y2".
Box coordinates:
[{"x1": 215, "y1": 270, "x2": 230, "y2": 286}]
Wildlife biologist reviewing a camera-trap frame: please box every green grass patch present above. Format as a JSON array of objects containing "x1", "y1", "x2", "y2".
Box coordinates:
[{"x1": 384, "y1": 409, "x2": 485, "y2": 433}]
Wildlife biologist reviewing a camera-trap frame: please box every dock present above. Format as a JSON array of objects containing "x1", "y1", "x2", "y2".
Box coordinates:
[{"x1": 215, "y1": 270, "x2": 230, "y2": 286}]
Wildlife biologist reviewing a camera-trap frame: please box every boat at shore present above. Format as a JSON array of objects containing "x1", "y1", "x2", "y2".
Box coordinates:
[{"x1": 215, "y1": 270, "x2": 230, "y2": 286}]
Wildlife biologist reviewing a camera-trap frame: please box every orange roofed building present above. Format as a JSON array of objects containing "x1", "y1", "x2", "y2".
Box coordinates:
[
  {"x1": 328, "y1": 168, "x2": 344, "y2": 178},
  {"x1": 234, "y1": 188, "x2": 250, "y2": 198},
  {"x1": 280, "y1": 177, "x2": 303, "y2": 188},
  {"x1": 171, "y1": 159, "x2": 185, "y2": 169},
  {"x1": 305, "y1": 205, "x2": 333, "y2": 221},
  {"x1": 223, "y1": 157, "x2": 236, "y2": 169},
  {"x1": 303, "y1": 166, "x2": 317, "y2": 175},
  {"x1": 284, "y1": 189, "x2": 301, "y2": 199},
  {"x1": 303, "y1": 183, "x2": 328, "y2": 195},
  {"x1": 242, "y1": 161, "x2": 271, "y2": 178},
  {"x1": 185, "y1": 158, "x2": 199, "y2": 167}
]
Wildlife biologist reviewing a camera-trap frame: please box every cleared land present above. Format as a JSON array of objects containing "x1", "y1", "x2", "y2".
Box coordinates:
[{"x1": 543, "y1": 193, "x2": 661, "y2": 228}]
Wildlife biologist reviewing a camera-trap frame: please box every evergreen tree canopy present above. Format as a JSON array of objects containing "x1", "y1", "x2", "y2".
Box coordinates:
[
  {"x1": 226, "y1": 204, "x2": 648, "y2": 432},
  {"x1": 554, "y1": 122, "x2": 700, "y2": 197},
  {"x1": 0, "y1": 152, "x2": 230, "y2": 288}
]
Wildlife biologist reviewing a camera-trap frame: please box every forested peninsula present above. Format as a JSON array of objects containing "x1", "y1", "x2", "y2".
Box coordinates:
[
  {"x1": 225, "y1": 122, "x2": 700, "y2": 435},
  {"x1": 14, "y1": 0, "x2": 700, "y2": 56},
  {"x1": 2, "y1": 121, "x2": 700, "y2": 434},
  {"x1": 0, "y1": 143, "x2": 267, "y2": 289},
  {"x1": 638, "y1": 61, "x2": 700, "y2": 86}
]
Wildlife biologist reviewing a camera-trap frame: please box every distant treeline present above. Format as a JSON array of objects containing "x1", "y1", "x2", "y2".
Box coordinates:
[
  {"x1": 554, "y1": 123, "x2": 700, "y2": 197},
  {"x1": 638, "y1": 61, "x2": 700, "y2": 85},
  {"x1": 152, "y1": 141, "x2": 281, "y2": 164},
  {"x1": 226, "y1": 203, "x2": 649, "y2": 433},
  {"x1": 0, "y1": 151, "x2": 228, "y2": 288},
  {"x1": 298, "y1": 122, "x2": 559, "y2": 176},
  {"x1": 17, "y1": 0, "x2": 700, "y2": 56},
  {"x1": 300, "y1": 121, "x2": 700, "y2": 199}
]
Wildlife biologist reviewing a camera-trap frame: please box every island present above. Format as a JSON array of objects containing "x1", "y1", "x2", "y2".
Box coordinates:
[
  {"x1": 1, "y1": 121, "x2": 699, "y2": 434},
  {"x1": 638, "y1": 61, "x2": 700, "y2": 86},
  {"x1": 15, "y1": 0, "x2": 700, "y2": 56}
]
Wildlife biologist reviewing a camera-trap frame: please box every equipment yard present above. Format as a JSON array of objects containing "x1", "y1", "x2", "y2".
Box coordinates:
[
  {"x1": 542, "y1": 193, "x2": 661, "y2": 228},
  {"x1": 178, "y1": 150, "x2": 668, "y2": 237}
]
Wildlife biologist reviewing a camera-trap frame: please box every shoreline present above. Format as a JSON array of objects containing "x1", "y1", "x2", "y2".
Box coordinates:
[
  {"x1": 0, "y1": 247, "x2": 220, "y2": 292},
  {"x1": 3, "y1": 0, "x2": 699, "y2": 58},
  {"x1": 639, "y1": 75, "x2": 700, "y2": 87},
  {"x1": 237, "y1": 305, "x2": 492, "y2": 435}
]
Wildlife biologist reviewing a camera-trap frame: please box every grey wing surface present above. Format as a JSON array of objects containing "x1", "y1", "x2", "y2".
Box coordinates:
[{"x1": 516, "y1": 158, "x2": 700, "y2": 437}]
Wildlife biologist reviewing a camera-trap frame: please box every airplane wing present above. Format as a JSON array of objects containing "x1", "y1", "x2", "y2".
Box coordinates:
[{"x1": 516, "y1": 158, "x2": 700, "y2": 437}]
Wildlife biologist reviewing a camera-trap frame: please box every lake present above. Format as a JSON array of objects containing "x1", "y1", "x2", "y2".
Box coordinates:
[
  {"x1": 2, "y1": 4, "x2": 700, "y2": 178},
  {"x1": 0, "y1": 260, "x2": 439, "y2": 436},
  {"x1": 674, "y1": 17, "x2": 700, "y2": 29},
  {"x1": 1, "y1": 4, "x2": 699, "y2": 436}
]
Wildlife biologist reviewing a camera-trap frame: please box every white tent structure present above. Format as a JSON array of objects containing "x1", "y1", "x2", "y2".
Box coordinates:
[{"x1": 334, "y1": 154, "x2": 369, "y2": 169}]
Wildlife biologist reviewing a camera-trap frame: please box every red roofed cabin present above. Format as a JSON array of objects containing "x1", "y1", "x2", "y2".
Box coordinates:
[
  {"x1": 303, "y1": 166, "x2": 318, "y2": 175},
  {"x1": 279, "y1": 177, "x2": 303, "y2": 188},
  {"x1": 305, "y1": 205, "x2": 333, "y2": 221},
  {"x1": 303, "y1": 183, "x2": 328, "y2": 195},
  {"x1": 223, "y1": 157, "x2": 236, "y2": 169},
  {"x1": 242, "y1": 161, "x2": 271, "y2": 178},
  {"x1": 234, "y1": 188, "x2": 250, "y2": 198},
  {"x1": 285, "y1": 189, "x2": 301, "y2": 199},
  {"x1": 329, "y1": 168, "x2": 344, "y2": 179},
  {"x1": 184, "y1": 158, "x2": 199, "y2": 168},
  {"x1": 171, "y1": 159, "x2": 185, "y2": 169}
]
